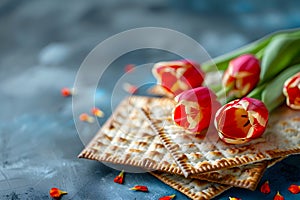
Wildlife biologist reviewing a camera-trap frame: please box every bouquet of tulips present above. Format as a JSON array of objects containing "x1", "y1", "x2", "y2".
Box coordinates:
[{"x1": 152, "y1": 29, "x2": 300, "y2": 145}]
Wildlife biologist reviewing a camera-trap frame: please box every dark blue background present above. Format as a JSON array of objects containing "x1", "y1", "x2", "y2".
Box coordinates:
[{"x1": 0, "y1": 0, "x2": 300, "y2": 199}]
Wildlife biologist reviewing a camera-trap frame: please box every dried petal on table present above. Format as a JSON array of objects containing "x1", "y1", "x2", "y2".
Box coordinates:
[
  {"x1": 288, "y1": 184, "x2": 300, "y2": 194},
  {"x1": 274, "y1": 191, "x2": 284, "y2": 200},
  {"x1": 124, "y1": 64, "x2": 135, "y2": 73},
  {"x1": 260, "y1": 180, "x2": 271, "y2": 194},
  {"x1": 91, "y1": 107, "x2": 104, "y2": 118},
  {"x1": 229, "y1": 197, "x2": 242, "y2": 200},
  {"x1": 61, "y1": 87, "x2": 73, "y2": 97},
  {"x1": 79, "y1": 113, "x2": 95, "y2": 123},
  {"x1": 113, "y1": 170, "x2": 124, "y2": 184},
  {"x1": 123, "y1": 82, "x2": 138, "y2": 94},
  {"x1": 129, "y1": 185, "x2": 148, "y2": 192},
  {"x1": 49, "y1": 187, "x2": 67, "y2": 199},
  {"x1": 159, "y1": 194, "x2": 176, "y2": 200}
]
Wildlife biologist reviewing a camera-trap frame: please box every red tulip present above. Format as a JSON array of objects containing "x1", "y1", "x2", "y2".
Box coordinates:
[
  {"x1": 172, "y1": 87, "x2": 221, "y2": 133},
  {"x1": 283, "y1": 72, "x2": 300, "y2": 110},
  {"x1": 152, "y1": 60, "x2": 205, "y2": 97},
  {"x1": 223, "y1": 54, "x2": 260, "y2": 98},
  {"x1": 214, "y1": 97, "x2": 268, "y2": 144}
]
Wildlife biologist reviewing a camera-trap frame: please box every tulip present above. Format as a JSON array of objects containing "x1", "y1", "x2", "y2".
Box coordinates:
[
  {"x1": 214, "y1": 97, "x2": 268, "y2": 144},
  {"x1": 283, "y1": 72, "x2": 300, "y2": 110},
  {"x1": 152, "y1": 60, "x2": 205, "y2": 97},
  {"x1": 222, "y1": 54, "x2": 260, "y2": 98},
  {"x1": 172, "y1": 87, "x2": 221, "y2": 133}
]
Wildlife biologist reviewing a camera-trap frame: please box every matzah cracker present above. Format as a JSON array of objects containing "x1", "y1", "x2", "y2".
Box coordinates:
[
  {"x1": 79, "y1": 96, "x2": 271, "y2": 189},
  {"x1": 151, "y1": 171, "x2": 230, "y2": 200},
  {"x1": 143, "y1": 97, "x2": 300, "y2": 176}
]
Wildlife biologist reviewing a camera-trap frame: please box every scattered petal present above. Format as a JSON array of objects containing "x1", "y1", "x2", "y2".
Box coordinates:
[
  {"x1": 124, "y1": 64, "x2": 135, "y2": 73},
  {"x1": 113, "y1": 170, "x2": 124, "y2": 184},
  {"x1": 274, "y1": 191, "x2": 284, "y2": 200},
  {"x1": 79, "y1": 113, "x2": 95, "y2": 123},
  {"x1": 159, "y1": 194, "x2": 176, "y2": 200},
  {"x1": 129, "y1": 185, "x2": 148, "y2": 192},
  {"x1": 61, "y1": 87, "x2": 73, "y2": 97},
  {"x1": 49, "y1": 187, "x2": 67, "y2": 199},
  {"x1": 229, "y1": 197, "x2": 241, "y2": 200},
  {"x1": 260, "y1": 181, "x2": 271, "y2": 194},
  {"x1": 123, "y1": 82, "x2": 138, "y2": 94},
  {"x1": 91, "y1": 107, "x2": 104, "y2": 118},
  {"x1": 288, "y1": 184, "x2": 300, "y2": 194}
]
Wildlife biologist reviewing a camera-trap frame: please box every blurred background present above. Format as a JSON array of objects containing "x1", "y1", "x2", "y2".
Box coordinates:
[{"x1": 1, "y1": 0, "x2": 300, "y2": 199}]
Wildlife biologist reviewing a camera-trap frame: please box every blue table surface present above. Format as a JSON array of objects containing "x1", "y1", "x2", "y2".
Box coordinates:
[{"x1": 1, "y1": 1, "x2": 300, "y2": 199}]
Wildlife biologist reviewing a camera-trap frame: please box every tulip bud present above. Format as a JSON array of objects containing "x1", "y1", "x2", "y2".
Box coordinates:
[
  {"x1": 215, "y1": 97, "x2": 269, "y2": 144},
  {"x1": 172, "y1": 87, "x2": 221, "y2": 133},
  {"x1": 283, "y1": 72, "x2": 300, "y2": 110},
  {"x1": 152, "y1": 60, "x2": 205, "y2": 97},
  {"x1": 223, "y1": 54, "x2": 260, "y2": 98}
]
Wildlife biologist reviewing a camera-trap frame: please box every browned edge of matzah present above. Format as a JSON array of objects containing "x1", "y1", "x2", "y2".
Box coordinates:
[
  {"x1": 142, "y1": 98, "x2": 300, "y2": 176},
  {"x1": 78, "y1": 96, "x2": 183, "y2": 175},
  {"x1": 150, "y1": 171, "x2": 231, "y2": 200},
  {"x1": 190, "y1": 161, "x2": 267, "y2": 191}
]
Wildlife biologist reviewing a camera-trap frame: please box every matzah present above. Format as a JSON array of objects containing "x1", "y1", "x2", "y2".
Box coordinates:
[
  {"x1": 151, "y1": 171, "x2": 230, "y2": 200},
  {"x1": 143, "y1": 97, "x2": 300, "y2": 176},
  {"x1": 79, "y1": 96, "x2": 273, "y2": 189}
]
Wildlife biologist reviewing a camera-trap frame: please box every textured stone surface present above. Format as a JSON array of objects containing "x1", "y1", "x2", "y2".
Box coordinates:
[{"x1": 0, "y1": 0, "x2": 299, "y2": 199}]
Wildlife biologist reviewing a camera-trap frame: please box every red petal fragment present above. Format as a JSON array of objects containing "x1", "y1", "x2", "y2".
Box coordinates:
[
  {"x1": 229, "y1": 197, "x2": 242, "y2": 200},
  {"x1": 79, "y1": 113, "x2": 94, "y2": 123},
  {"x1": 260, "y1": 181, "x2": 271, "y2": 194},
  {"x1": 61, "y1": 88, "x2": 72, "y2": 97},
  {"x1": 129, "y1": 185, "x2": 148, "y2": 192},
  {"x1": 91, "y1": 107, "x2": 104, "y2": 118},
  {"x1": 49, "y1": 187, "x2": 67, "y2": 199},
  {"x1": 159, "y1": 194, "x2": 176, "y2": 200},
  {"x1": 288, "y1": 184, "x2": 300, "y2": 194},
  {"x1": 124, "y1": 64, "x2": 135, "y2": 73},
  {"x1": 123, "y1": 82, "x2": 138, "y2": 94},
  {"x1": 274, "y1": 191, "x2": 284, "y2": 200},
  {"x1": 113, "y1": 170, "x2": 124, "y2": 184}
]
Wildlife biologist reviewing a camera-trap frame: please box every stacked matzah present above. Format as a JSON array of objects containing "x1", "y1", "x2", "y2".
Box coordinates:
[{"x1": 79, "y1": 96, "x2": 299, "y2": 199}]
